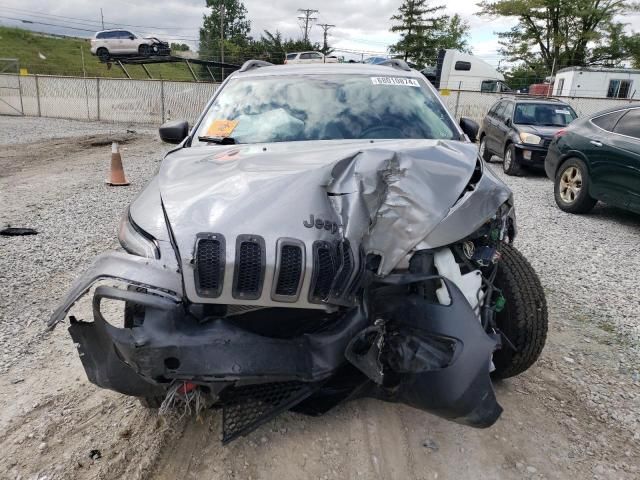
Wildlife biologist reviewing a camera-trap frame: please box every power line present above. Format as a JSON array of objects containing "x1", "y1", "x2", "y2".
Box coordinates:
[
  {"x1": 297, "y1": 8, "x2": 318, "y2": 44},
  {"x1": 0, "y1": 5, "x2": 200, "y2": 31}
]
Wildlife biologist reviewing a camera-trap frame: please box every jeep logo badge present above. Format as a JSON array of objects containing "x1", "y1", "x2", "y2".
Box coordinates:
[{"x1": 304, "y1": 214, "x2": 339, "y2": 234}]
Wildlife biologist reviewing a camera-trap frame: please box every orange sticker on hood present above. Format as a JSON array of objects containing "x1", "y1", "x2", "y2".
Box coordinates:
[{"x1": 205, "y1": 119, "x2": 239, "y2": 138}]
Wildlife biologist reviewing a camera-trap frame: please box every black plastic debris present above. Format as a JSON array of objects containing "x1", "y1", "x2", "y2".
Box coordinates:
[
  {"x1": 0, "y1": 227, "x2": 38, "y2": 236},
  {"x1": 89, "y1": 449, "x2": 102, "y2": 460}
]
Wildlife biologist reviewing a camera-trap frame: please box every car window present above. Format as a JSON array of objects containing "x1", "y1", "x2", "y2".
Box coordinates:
[
  {"x1": 502, "y1": 102, "x2": 514, "y2": 122},
  {"x1": 118, "y1": 31, "x2": 133, "y2": 39},
  {"x1": 300, "y1": 53, "x2": 312, "y2": 59},
  {"x1": 96, "y1": 32, "x2": 106, "y2": 39},
  {"x1": 613, "y1": 109, "x2": 640, "y2": 139},
  {"x1": 286, "y1": 53, "x2": 297, "y2": 60},
  {"x1": 591, "y1": 110, "x2": 628, "y2": 132},
  {"x1": 487, "y1": 101, "x2": 500, "y2": 115},
  {"x1": 494, "y1": 101, "x2": 506, "y2": 118},
  {"x1": 195, "y1": 75, "x2": 458, "y2": 144},
  {"x1": 310, "y1": 53, "x2": 322, "y2": 59},
  {"x1": 514, "y1": 103, "x2": 577, "y2": 126}
]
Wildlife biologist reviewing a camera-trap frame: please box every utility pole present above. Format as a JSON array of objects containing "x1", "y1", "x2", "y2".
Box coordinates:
[
  {"x1": 317, "y1": 23, "x2": 335, "y2": 55},
  {"x1": 100, "y1": 8, "x2": 104, "y2": 30},
  {"x1": 297, "y1": 9, "x2": 318, "y2": 44},
  {"x1": 220, "y1": 3, "x2": 225, "y2": 80}
]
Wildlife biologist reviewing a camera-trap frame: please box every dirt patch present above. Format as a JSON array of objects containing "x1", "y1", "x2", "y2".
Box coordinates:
[{"x1": 0, "y1": 133, "x2": 141, "y2": 178}]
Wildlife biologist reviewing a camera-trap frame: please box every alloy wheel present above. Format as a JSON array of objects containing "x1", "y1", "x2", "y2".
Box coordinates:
[
  {"x1": 504, "y1": 149, "x2": 512, "y2": 170},
  {"x1": 559, "y1": 166, "x2": 582, "y2": 203}
]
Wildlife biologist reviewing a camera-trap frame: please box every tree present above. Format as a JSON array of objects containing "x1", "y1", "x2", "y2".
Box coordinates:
[
  {"x1": 438, "y1": 14, "x2": 471, "y2": 53},
  {"x1": 477, "y1": 0, "x2": 640, "y2": 70},
  {"x1": 199, "y1": 0, "x2": 251, "y2": 61},
  {"x1": 389, "y1": 1, "x2": 469, "y2": 65},
  {"x1": 170, "y1": 43, "x2": 190, "y2": 52},
  {"x1": 257, "y1": 30, "x2": 320, "y2": 64}
]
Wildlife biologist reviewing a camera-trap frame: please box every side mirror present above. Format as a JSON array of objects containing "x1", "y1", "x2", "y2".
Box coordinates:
[
  {"x1": 459, "y1": 117, "x2": 479, "y2": 143},
  {"x1": 159, "y1": 120, "x2": 189, "y2": 144},
  {"x1": 505, "y1": 117, "x2": 512, "y2": 127},
  {"x1": 129, "y1": 35, "x2": 135, "y2": 40}
]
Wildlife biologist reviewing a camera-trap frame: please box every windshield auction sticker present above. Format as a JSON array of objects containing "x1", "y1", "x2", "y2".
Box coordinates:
[
  {"x1": 371, "y1": 77, "x2": 420, "y2": 87},
  {"x1": 206, "y1": 119, "x2": 239, "y2": 138}
]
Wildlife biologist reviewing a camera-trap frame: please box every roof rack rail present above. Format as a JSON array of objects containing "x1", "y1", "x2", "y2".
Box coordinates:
[
  {"x1": 501, "y1": 94, "x2": 563, "y2": 102},
  {"x1": 239, "y1": 60, "x2": 274, "y2": 73},
  {"x1": 379, "y1": 59, "x2": 411, "y2": 72}
]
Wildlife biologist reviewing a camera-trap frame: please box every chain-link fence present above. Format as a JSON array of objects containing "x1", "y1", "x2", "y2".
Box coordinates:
[
  {"x1": 0, "y1": 73, "x2": 219, "y2": 124},
  {"x1": 2, "y1": 73, "x2": 640, "y2": 128}
]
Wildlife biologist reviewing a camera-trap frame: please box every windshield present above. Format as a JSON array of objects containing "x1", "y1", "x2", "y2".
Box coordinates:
[
  {"x1": 514, "y1": 103, "x2": 577, "y2": 126},
  {"x1": 194, "y1": 74, "x2": 458, "y2": 145}
]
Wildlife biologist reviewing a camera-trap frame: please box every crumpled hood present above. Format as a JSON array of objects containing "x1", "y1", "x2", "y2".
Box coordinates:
[{"x1": 158, "y1": 139, "x2": 484, "y2": 277}]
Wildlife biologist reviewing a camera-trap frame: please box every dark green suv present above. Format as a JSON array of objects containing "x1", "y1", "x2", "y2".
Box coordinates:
[
  {"x1": 545, "y1": 105, "x2": 640, "y2": 215},
  {"x1": 479, "y1": 97, "x2": 578, "y2": 175}
]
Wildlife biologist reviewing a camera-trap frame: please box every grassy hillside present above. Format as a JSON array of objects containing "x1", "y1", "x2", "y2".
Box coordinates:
[{"x1": 0, "y1": 27, "x2": 205, "y2": 81}]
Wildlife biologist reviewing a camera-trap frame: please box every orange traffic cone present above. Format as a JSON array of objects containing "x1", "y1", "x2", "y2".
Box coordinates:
[{"x1": 106, "y1": 141, "x2": 130, "y2": 186}]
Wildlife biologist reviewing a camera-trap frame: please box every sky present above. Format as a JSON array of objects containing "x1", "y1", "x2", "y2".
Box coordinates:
[{"x1": 0, "y1": 0, "x2": 639, "y2": 67}]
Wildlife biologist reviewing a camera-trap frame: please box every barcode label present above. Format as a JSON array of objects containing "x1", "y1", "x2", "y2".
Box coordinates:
[{"x1": 371, "y1": 77, "x2": 420, "y2": 87}]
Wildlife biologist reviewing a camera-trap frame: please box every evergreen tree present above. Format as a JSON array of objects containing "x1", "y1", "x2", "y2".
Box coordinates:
[{"x1": 389, "y1": 1, "x2": 469, "y2": 65}]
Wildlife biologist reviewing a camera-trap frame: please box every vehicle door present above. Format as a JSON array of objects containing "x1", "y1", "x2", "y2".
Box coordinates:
[
  {"x1": 589, "y1": 108, "x2": 640, "y2": 210},
  {"x1": 308, "y1": 52, "x2": 324, "y2": 63},
  {"x1": 495, "y1": 101, "x2": 514, "y2": 154},
  {"x1": 120, "y1": 31, "x2": 137, "y2": 54},
  {"x1": 485, "y1": 101, "x2": 505, "y2": 153}
]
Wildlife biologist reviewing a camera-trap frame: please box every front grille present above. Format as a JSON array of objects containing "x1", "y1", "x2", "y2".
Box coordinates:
[
  {"x1": 233, "y1": 235, "x2": 265, "y2": 300},
  {"x1": 542, "y1": 138, "x2": 552, "y2": 148},
  {"x1": 194, "y1": 234, "x2": 225, "y2": 297},
  {"x1": 273, "y1": 241, "x2": 304, "y2": 301},
  {"x1": 309, "y1": 241, "x2": 336, "y2": 303}
]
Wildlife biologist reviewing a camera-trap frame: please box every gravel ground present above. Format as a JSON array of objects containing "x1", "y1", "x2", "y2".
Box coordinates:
[{"x1": 0, "y1": 116, "x2": 639, "y2": 479}]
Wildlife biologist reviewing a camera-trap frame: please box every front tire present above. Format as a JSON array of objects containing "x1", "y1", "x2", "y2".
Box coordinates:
[
  {"x1": 138, "y1": 44, "x2": 151, "y2": 56},
  {"x1": 479, "y1": 135, "x2": 492, "y2": 162},
  {"x1": 554, "y1": 158, "x2": 597, "y2": 214},
  {"x1": 503, "y1": 144, "x2": 522, "y2": 176},
  {"x1": 491, "y1": 243, "x2": 548, "y2": 379}
]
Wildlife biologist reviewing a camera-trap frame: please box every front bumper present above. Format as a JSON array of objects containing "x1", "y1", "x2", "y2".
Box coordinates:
[
  {"x1": 513, "y1": 143, "x2": 548, "y2": 166},
  {"x1": 53, "y1": 252, "x2": 503, "y2": 432}
]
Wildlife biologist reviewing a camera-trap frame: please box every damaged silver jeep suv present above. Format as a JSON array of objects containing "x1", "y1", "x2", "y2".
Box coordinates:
[{"x1": 50, "y1": 60, "x2": 547, "y2": 443}]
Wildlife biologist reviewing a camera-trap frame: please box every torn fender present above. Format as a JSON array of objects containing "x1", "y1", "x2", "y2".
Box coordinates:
[{"x1": 48, "y1": 251, "x2": 183, "y2": 329}]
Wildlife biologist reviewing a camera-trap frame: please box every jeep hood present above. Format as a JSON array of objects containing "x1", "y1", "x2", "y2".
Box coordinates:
[{"x1": 157, "y1": 139, "x2": 509, "y2": 280}]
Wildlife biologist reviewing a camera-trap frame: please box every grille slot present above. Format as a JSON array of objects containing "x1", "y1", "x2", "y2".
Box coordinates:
[
  {"x1": 309, "y1": 241, "x2": 336, "y2": 303},
  {"x1": 232, "y1": 235, "x2": 265, "y2": 300},
  {"x1": 272, "y1": 240, "x2": 305, "y2": 302},
  {"x1": 332, "y1": 240, "x2": 353, "y2": 296},
  {"x1": 194, "y1": 234, "x2": 225, "y2": 298}
]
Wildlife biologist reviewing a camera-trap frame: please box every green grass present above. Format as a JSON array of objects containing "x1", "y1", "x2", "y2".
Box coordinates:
[{"x1": 0, "y1": 27, "x2": 204, "y2": 81}]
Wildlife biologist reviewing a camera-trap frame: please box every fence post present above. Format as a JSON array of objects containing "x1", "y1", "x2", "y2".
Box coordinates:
[
  {"x1": 160, "y1": 79, "x2": 165, "y2": 123},
  {"x1": 96, "y1": 77, "x2": 100, "y2": 121},
  {"x1": 17, "y1": 73, "x2": 24, "y2": 116},
  {"x1": 453, "y1": 81, "x2": 462, "y2": 120},
  {"x1": 35, "y1": 75, "x2": 41, "y2": 117}
]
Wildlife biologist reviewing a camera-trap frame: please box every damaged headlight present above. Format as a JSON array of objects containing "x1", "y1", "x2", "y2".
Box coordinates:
[{"x1": 118, "y1": 208, "x2": 159, "y2": 259}]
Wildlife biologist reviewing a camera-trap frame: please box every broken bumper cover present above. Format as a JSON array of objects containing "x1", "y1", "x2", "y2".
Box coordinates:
[
  {"x1": 53, "y1": 253, "x2": 502, "y2": 429},
  {"x1": 69, "y1": 284, "x2": 369, "y2": 397}
]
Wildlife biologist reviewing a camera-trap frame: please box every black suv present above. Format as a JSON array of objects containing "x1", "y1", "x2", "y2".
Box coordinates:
[{"x1": 479, "y1": 97, "x2": 578, "y2": 175}]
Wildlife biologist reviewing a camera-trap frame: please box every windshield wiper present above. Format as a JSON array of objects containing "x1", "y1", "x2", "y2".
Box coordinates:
[{"x1": 198, "y1": 136, "x2": 236, "y2": 145}]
